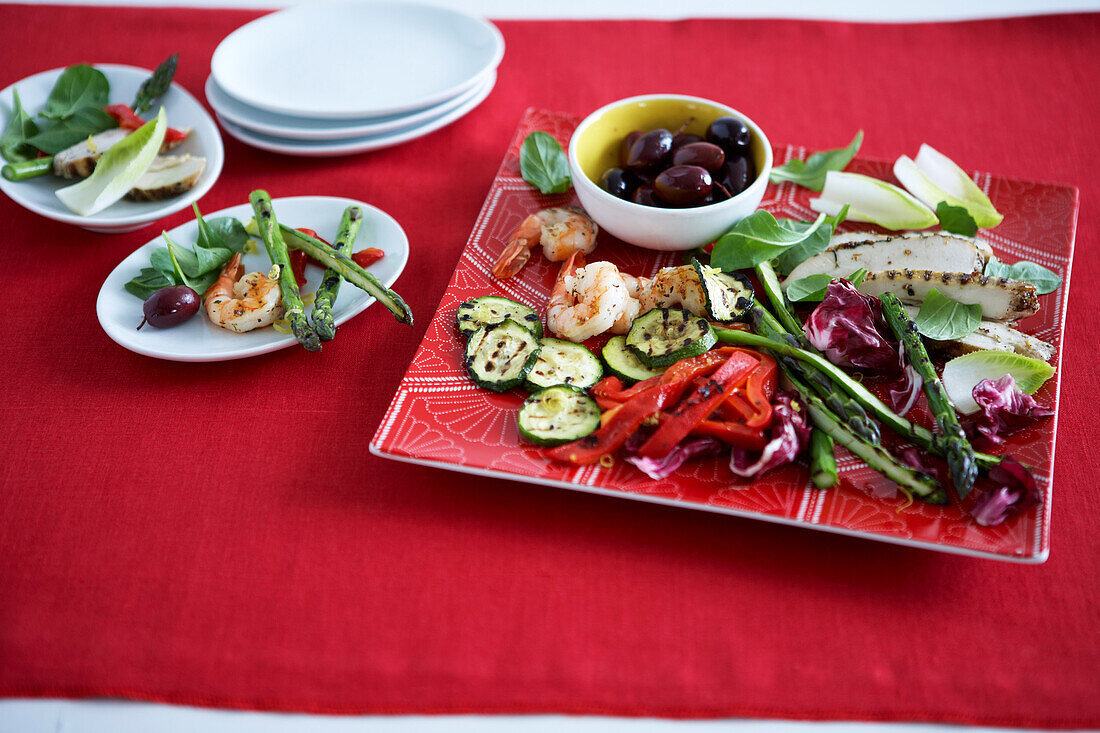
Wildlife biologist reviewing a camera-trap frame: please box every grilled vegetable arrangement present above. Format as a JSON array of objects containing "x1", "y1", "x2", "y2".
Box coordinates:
[
  {"x1": 1, "y1": 57, "x2": 207, "y2": 214},
  {"x1": 465, "y1": 127, "x2": 1061, "y2": 530}
]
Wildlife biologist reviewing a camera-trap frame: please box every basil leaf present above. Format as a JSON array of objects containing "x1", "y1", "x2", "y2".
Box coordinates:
[
  {"x1": 124, "y1": 267, "x2": 174, "y2": 300},
  {"x1": 194, "y1": 204, "x2": 249, "y2": 253},
  {"x1": 711, "y1": 211, "x2": 827, "y2": 272},
  {"x1": 40, "y1": 64, "x2": 110, "y2": 121},
  {"x1": 520, "y1": 131, "x2": 571, "y2": 194},
  {"x1": 785, "y1": 267, "x2": 867, "y2": 303},
  {"x1": 132, "y1": 53, "x2": 179, "y2": 114},
  {"x1": 935, "y1": 201, "x2": 978, "y2": 237},
  {"x1": 768, "y1": 130, "x2": 863, "y2": 191},
  {"x1": 786, "y1": 273, "x2": 832, "y2": 302},
  {"x1": 24, "y1": 107, "x2": 117, "y2": 154},
  {"x1": 914, "y1": 287, "x2": 982, "y2": 340},
  {"x1": 984, "y1": 256, "x2": 1061, "y2": 295},
  {"x1": 150, "y1": 239, "x2": 232, "y2": 279},
  {"x1": 773, "y1": 205, "x2": 851, "y2": 277},
  {"x1": 1, "y1": 89, "x2": 40, "y2": 162}
]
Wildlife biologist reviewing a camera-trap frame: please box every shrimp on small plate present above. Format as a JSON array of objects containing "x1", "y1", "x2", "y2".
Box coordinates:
[
  {"x1": 547, "y1": 252, "x2": 637, "y2": 343},
  {"x1": 203, "y1": 253, "x2": 285, "y2": 333},
  {"x1": 492, "y1": 206, "x2": 599, "y2": 279}
]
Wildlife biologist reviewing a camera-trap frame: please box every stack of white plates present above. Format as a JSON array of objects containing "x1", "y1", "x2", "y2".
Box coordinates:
[{"x1": 207, "y1": 1, "x2": 503, "y2": 157}]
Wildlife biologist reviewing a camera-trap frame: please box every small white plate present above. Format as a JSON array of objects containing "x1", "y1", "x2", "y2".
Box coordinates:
[
  {"x1": 205, "y1": 68, "x2": 492, "y2": 141},
  {"x1": 216, "y1": 72, "x2": 495, "y2": 157},
  {"x1": 0, "y1": 65, "x2": 224, "y2": 234},
  {"x1": 96, "y1": 196, "x2": 409, "y2": 361},
  {"x1": 211, "y1": 0, "x2": 504, "y2": 120}
]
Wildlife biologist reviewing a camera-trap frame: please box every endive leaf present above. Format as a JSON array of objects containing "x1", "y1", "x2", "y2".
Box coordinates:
[
  {"x1": 894, "y1": 145, "x2": 1003, "y2": 228},
  {"x1": 809, "y1": 171, "x2": 938, "y2": 230},
  {"x1": 56, "y1": 106, "x2": 167, "y2": 216}
]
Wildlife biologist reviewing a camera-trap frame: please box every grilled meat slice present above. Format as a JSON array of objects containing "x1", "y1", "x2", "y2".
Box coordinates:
[
  {"x1": 127, "y1": 154, "x2": 205, "y2": 201},
  {"x1": 52, "y1": 128, "x2": 192, "y2": 179},
  {"x1": 785, "y1": 231, "x2": 993, "y2": 284},
  {"x1": 857, "y1": 270, "x2": 1038, "y2": 322}
]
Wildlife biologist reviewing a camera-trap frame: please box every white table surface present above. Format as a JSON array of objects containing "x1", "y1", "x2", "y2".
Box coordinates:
[{"x1": 2, "y1": 1, "x2": 1098, "y2": 731}]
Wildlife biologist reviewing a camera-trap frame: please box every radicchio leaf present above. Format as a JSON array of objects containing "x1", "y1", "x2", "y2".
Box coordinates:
[
  {"x1": 730, "y1": 393, "x2": 810, "y2": 478},
  {"x1": 971, "y1": 457, "x2": 1042, "y2": 527},
  {"x1": 626, "y1": 437, "x2": 724, "y2": 479},
  {"x1": 967, "y1": 374, "x2": 1054, "y2": 445},
  {"x1": 803, "y1": 279, "x2": 921, "y2": 414}
]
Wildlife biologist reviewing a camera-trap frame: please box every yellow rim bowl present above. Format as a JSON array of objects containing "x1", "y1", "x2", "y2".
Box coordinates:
[{"x1": 572, "y1": 96, "x2": 770, "y2": 193}]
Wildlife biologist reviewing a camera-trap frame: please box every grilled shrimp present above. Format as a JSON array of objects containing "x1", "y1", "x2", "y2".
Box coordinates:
[
  {"x1": 203, "y1": 253, "x2": 284, "y2": 333},
  {"x1": 492, "y1": 207, "x2": 599, "y2": 279},
  {"x1": 636, "y1": 265, "x2": 709, "y2": 317},
  {"x1": 547, "y1": 252, "x2": 633, "y2": 342}
]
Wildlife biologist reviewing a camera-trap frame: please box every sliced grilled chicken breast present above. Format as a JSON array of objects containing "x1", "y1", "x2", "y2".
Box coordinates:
[
  {"x1": 127, "y1": 155, "x2": 206, "y2": 201},
  {"x1": 785, "y1": 232, "x2": 993, "y2": 284},
  {"x1": 901, "y1": 306, "x2": 1054, "y2": 361},
  {"x1": 857, "y1": 270, "x2": 1038, "y2": 321},
  {"x1": 52, "y1": 129, "x2": 130, "y2": 178},
  {"x1": 52, "y1": 128, "x2": 193, "y2": 179}
]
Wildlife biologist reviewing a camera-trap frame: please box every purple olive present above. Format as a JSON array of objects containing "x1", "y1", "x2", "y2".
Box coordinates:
[
  {"x1": 706, "y1": 116, "x2": 752, "y2": 157},
  {"x1": 716, "y1": 155, "x2": 755, "y2": 199},
  {"x1": 138, "y1": 285, "x2": 200, "y2": 330},
  {"x1": 599, "y1": 167, "x2": 641, "y2": 200},
  {"x1": 671, "y1": 142, "x2": 726, "y2": 172},
  {"x1": 631, "y1": 184, "x2": 664, "y2": 207},
  {"x1": 670, "y1": 132, "x2": 703, "y2": 151},
  {"x1": 654, "y1": 165, "x2": 712, "y2": 206},
  {"x1": 619, "y1": 131, "x2": 641, "y2": 168},
  {"x1": 625, "y1": 129, "x2": 673, "y2": 171}
]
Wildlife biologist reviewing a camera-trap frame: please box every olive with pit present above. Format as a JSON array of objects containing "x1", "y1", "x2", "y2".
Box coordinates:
[
  {"x1": 624, "y1": 129, "x2": 673, "y2": 171},
  {"x1": 671, "y1": 142, "x2": 725, "y2": 172},
  {"x1": 706, "y1": 116, "x2": 752, "y2": 156},
  {"x1": 654, "y1": 165, "x2": 712, "y2": 206},
  {"x1": 138, "y1": 285, "x2": 200, "y2": 330}
]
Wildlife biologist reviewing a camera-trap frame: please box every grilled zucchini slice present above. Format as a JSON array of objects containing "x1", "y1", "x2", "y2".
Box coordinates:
[
  {"x1": 457, "y1": 295, "x2": 542, "y2": 339},
  {"x1": 625, "y1": 308, "x2": 716, "y2": 368},
  {"x1": 517, "y1": 385, "x2": 601, "y2": 446},
  {"x1": 602, "y1": 335, "x2": 665, "y2": 384},
  {"x1": 524, "y1": 338, "x2": 603, "y2": 392},
  {"x1": 691, "y1": 259, "x2": 754, "y2": 321},
  {"x1": 464, "y1": 319, "x2": 542, "y2": 392}
]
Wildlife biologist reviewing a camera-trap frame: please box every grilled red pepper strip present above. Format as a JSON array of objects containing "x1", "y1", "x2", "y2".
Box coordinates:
[
  {"x1": 103, "y1": 104, "x2": 188, "y2": 144},
  {"x1": 294, "y1": 228, "x2": 330, "y2": 269},
  {"x1": 689, "y1": 419, "x2": 768, "y2": 450},
  {"x1": 591, "y1": 348, "x2": 734, "y2": 403},
  {"x1": 549, "y1": 351, "x2": 735, "y2": 466},
  {"x1": 637, "y1": 351, "x2": 760, "y2": 458},
  {"x1": 288, "y1": 249, "x2": 308, "y2": 287},
  {"x1": 352, "y1": 247, "x2": 385, "y2": 268}
]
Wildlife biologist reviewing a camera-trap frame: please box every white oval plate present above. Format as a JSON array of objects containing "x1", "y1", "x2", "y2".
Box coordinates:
[
  {"x1": 205, "y1": 68, "x2": 492, "y2": 141},
  {"x1": 211, "y1": 0, "x2": 504, "y2": 120},
  {"x1": 97, "y1": 196, "x2": 409, "y2": 361},
  {"x1": 216, "y1": 72, "x2": 495, "y2": 157},
  {"x1": 0, "y1": 65, "x2": 224, "y2": 234}
]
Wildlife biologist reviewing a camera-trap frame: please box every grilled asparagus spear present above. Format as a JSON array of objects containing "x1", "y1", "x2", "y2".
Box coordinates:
[
  {"x1": 311, "y1": 207, "x2": 363, "y2": 341},
  {"x1": 809, "y1": 429, "x2": 838, "y2": 489},
  {"x1": 713, "y1": 326, "x2": 1000, "y2": 472},
  {"x1": 276, "y1": 225, "x2": 413, "y2": 326},
  {"x1": 248, "y1": 190, "x2": 321, "y2": 352},
  {"x1": 880, "y1": 292, "x2": 979, "y2": 498},
  {"x1": 784, "y1": 368, "x2": 944, "y2": 503}
]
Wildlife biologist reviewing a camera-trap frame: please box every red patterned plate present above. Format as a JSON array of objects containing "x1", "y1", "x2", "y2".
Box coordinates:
[{"x1": 371, "y1": 108, "x2": 1077, "y2": 563}]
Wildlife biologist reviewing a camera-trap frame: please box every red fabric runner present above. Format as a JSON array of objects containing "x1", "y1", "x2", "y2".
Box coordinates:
[{"x1": 1, "y1": 5, "x2": 1098, "y2": 728}]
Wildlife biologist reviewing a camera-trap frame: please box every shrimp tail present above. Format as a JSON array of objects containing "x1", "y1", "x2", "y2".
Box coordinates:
[{"x1": 491, "y1": 214, "x2": 542, "y2": 279}]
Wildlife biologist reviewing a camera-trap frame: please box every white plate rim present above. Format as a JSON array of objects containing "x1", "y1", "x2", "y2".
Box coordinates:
[
  {"x1": 0, "y1": 64, "x2": 224, "y2": 231},
  {"x1": 205, "y1": 66, "x2": 492, "y2": 141},
  {"x1": 210, "y1": 0, "x2": 504, "y2": 120},
  {"x1": 216, "y1": 72, "x2": 495, "y2": 157},
  {"x1": 96, "y1": 195, "x2": 409, "y2": 362}
]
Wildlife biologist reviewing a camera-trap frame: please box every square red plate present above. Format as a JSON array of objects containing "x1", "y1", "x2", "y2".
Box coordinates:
[{"x1": 371, "y1": 108, "x2": 1077, "y2": 563}]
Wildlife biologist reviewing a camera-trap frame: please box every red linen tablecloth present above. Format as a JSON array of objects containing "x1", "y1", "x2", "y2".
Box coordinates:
[{"x1": 1, "y1": 5, "x2": 1098, "y2": 728}]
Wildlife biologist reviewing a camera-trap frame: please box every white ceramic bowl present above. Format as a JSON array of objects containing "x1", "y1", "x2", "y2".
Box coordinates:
[
  {"x1": 0, "y1": 64, "x2": 224, "y2": 234},
  {"x1": 568, "y1": 94, "x2": 772, "y2": 251}
]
